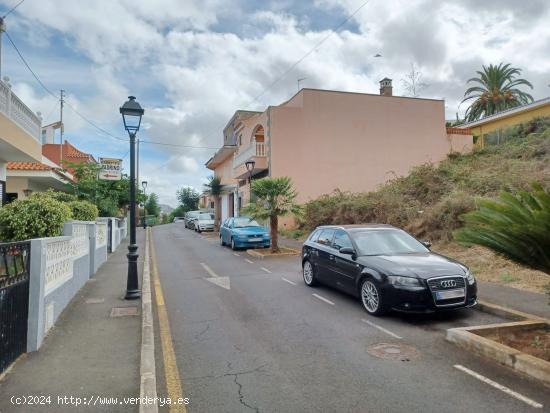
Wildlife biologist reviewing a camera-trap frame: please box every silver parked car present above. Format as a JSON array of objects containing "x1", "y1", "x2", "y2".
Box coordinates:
[
  {"x1": 194, "y1": 213, "x2": 215, "y2": 233},
  {"x1": 184, "y1": 211, "x2": 201, "y2": 229}
]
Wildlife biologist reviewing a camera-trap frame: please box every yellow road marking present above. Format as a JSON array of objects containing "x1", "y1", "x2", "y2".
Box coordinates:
[{"x1": 149, "y1": 228, "x2": 186, "y2": 413}]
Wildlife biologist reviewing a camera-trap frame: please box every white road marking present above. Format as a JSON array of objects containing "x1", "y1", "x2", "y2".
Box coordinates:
[
  {"x1": 453, "y1": 365, "x2": 543, "y2": 409},
  {"x1": 205, "y1": 276, "x2": 231, "y2": 290},
  {"x1": 200, "y1": 263, "x2": 218, "y2": 278},
  {"x1": 200, "y1": 263, "x2": 231, "y2": 290},
  {"x1": 261, "y1": 267, "x2": 272, "y2": 273},
  {"x1": 312, "y1": 293, "x2": 335, "y2": 306},
  {"x1": 233, "y1": 253, "x2": 240, "y2": 257},
  {"x1": 361, "y1": 319, "x2": 403, "y2": 339},
  {"x1": 281, "y1": 277, "x2": 296, "y2": 285},
  {"x1": 245, "y1": 259, "x2": 254, "y2": 264}
]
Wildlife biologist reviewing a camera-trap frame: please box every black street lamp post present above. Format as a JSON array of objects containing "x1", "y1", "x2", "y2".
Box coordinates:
[
  {"x1": 245, "y1": 160, "x2": 256, "y2": 203},
  {"x1": 142, "y1": 180, "x2": 148, "y2": 229},
  {"x1": 119, "y1": 96, "x2": 144, "y2": 300}
]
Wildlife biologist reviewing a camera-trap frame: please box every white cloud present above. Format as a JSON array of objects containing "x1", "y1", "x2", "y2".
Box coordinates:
[
  {"x1": 3, "y1": 0, "x2": 550, "y2": 205},
  {"x1": 166, "y1": 155, "x2": 199, "y2": 174}
]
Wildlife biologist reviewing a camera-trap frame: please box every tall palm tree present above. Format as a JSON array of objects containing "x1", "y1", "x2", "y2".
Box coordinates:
[
  {"x1": 462, "y1": 63, "x2": 534, "y2": 122},
  {"x1": 242, "y1": 177, "x2": 302, "y2": 253},
  {"x1": 203, "y1": 176, "x2": 224, "y2": 230}
]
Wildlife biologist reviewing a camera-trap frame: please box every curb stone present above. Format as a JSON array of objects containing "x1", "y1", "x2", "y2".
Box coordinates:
[
  {"x1": 475, "y1": 299, "x2": 546, "y2": 321},
  {"x1": 246, "y1": 248, "x2": 300, "y2": 259},
  {"x1": 448, "y1": 300, "x2": 549, "y2": 386},
  {"x1": 139, "y1": 228, "x2": 158, "y2": 413}
]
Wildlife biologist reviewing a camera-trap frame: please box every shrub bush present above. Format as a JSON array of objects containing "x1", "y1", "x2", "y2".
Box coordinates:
[
  {"x1": 0, "y1": 196, "x2": 72, "y2": 241},
  {"x1": 35, "y1": 189, "x2": 77, "y2": 203},
  {"x1": 406, "y1": 192, "x2": 476, "y2": 241},
  {"x1": 68, "y1": 200, "x2": 99, "y2": 221}
]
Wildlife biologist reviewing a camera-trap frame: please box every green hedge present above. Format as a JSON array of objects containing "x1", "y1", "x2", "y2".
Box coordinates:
[
  {"x1": 0, "y1": 190, "x2": 99, "y2": 242},
  {"x1": 0, "y1": 196, "x2": 72, "y2": 241},
  {"x1": 68, "y1": 200, "x2": 99, "y2": 221}
]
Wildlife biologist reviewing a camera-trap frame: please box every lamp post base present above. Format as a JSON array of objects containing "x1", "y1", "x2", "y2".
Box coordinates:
[{"x1": 125, "y1": 243, "x2": 141, "y2": 300}]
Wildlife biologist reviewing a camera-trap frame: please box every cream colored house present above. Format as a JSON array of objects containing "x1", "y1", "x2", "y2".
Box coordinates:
[
  {"x1": 6, "y1": 156, "x2": 74, "y2": 202},
  {"x1": 206, "y1": 79, "x2": 473, "y2": 225}
]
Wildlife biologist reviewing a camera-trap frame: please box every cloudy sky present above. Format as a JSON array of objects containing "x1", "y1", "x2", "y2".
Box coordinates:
[{"x1": 1, "y1": 0, "x2": 549, "y2": 206}]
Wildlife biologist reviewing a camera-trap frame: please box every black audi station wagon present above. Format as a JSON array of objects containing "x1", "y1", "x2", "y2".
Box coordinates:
[{"x1": 301, "y1": 224, "x2": 477, "y2": 315}]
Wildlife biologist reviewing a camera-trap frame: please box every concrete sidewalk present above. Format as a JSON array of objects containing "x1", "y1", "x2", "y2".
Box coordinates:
[
  {"x1": 278, "y1": 235, "x2": 549, "y2": 319},
  {"x1": 0, "y1": 230, "x2": 145, "y2": 413}
]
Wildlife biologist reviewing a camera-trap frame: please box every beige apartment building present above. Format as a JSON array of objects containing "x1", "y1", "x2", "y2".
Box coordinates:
[{"x1": 206, "y1": 79, "x2": 472, "y2": 225}]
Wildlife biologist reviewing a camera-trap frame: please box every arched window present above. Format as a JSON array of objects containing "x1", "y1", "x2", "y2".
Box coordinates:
[{"x1": 251, "y1": 125, "x2": 265, "y2": 144}]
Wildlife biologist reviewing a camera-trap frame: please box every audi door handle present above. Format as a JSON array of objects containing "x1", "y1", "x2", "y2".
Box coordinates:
[{"x1": 329, "y1": 255, "x2": 334, "y2": 260}]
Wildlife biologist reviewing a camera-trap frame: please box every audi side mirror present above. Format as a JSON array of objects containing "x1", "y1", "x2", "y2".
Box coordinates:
[
  {"x1": 339, "y1": 247, "x2": 356, "y2": 256},
  {"x1": 422, "y1": 240, "x2": 432, "y2": 249}
]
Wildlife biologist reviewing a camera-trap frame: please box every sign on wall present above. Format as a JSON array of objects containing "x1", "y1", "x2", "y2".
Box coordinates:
[{"x1": 98, "y1": 158, "x2": 122, "y2": 180}]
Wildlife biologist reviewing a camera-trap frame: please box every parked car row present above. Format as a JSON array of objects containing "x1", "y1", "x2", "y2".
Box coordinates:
[{"x1": 176, "y1": 209, "x2": 215, "y2": 233}]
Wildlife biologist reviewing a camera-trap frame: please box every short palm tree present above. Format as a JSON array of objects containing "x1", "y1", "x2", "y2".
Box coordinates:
[
  {"x1": 462, "y1": 63, "x2": 533, "y2": 122},
  {"x1": 242, "y1": 177, "x2": 302, "y2": 253},
  {"x1": 203, "y1": 176, "x2": 224, "y2": 230},
  {"x1": 454, "y1": 183, "x2": 550, "y2": 276}
]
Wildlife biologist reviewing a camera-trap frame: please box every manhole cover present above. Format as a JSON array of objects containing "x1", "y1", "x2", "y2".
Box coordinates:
[
  {"x1": 110, "y1": 307, "x2": 140, "y2": 317},
  {"x1": 367, "y1": 343, "x2": 421, "y2": 362},
  {"x1": 86, "y1": 298, "x2": 105, "y2": 304}
]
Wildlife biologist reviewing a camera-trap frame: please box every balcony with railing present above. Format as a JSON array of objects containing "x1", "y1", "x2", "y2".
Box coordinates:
[
  {"x1": 0, "y1": 79, "x2": 42, "y2": 163},
  {"x1": 232, "y1": 141, "x2": 268, "y2": 179}
]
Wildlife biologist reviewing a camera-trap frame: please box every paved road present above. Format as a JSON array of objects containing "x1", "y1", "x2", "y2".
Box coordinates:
[{"x1": 152, "y1": 223, "x2": 549, "y2": 413}]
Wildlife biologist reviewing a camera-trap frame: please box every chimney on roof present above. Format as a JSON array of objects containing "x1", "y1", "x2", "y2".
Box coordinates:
[{"x1": 379, "y1": 78, "x2": 393, "y2": 97}]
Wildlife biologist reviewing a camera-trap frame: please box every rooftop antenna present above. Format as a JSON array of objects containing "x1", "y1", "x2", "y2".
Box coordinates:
[
  {"x1": 297, "y1": 77, "x2": 307, "y2": 91},
  {"x1": 0, "y1": 0, "x2": 26, "y2": 79}
]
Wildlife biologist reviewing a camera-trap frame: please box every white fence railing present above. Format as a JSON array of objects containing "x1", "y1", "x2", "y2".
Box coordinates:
[
  {"x1": 70, "y1": 223, "x2": 89, "y2": 259},
  {"x1": 96, "y1": 222, "x2": 107, "y2": 248},
  {"x1": 232, "y1": 142, "x2": 267, "y2": 169},
  {"x1": 27, "y1": 219, "x2": 128, "y2": 352},
  {"x1": 43, "y1": 238, "x2": 74, "y2": 296},
  {"x1": 0, "y1": 79, "x2": 41, "y2": 141}
]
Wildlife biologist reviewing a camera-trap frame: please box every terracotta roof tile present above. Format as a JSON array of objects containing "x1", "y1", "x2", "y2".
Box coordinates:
[
  {"x1": 64, "y1": 141, "x2": 94, "y2": 160},
  {"x1": 7, "y1": 162, "x2": 75, "y2": 183},
  {"x1": 7, "y1": 162, "x2": 52, "y2": 171}
]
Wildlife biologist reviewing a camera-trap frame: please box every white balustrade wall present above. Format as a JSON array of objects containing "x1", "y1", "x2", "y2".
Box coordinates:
[
  {"x1": 27, "y1": 219, "x2": 127, "y2": 352},
  {"x1": 96, "y1": 222, "x2": 107, "y2": 249},
  {"x1": 0, "y1": 79, "x2": 41, "y2": 141}
]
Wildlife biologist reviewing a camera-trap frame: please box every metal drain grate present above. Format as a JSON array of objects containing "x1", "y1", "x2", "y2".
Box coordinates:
[
  {"x1": 367, "y1": 343, "x2": 421, "y2": 361},
  {"x1": 110, "y1": 306, "x2": 140, "y2": 317}
]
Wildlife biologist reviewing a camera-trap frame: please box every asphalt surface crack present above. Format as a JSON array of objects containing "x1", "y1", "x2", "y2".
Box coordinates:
[
  {"x1": 224, "y1": 362, "x2": 266, "y2": 412},
  {"x1": 194, "y1": 323, "x2": 210, "y2": 341}
]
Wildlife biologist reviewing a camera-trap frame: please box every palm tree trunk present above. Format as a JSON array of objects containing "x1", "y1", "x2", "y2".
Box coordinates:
[
  {"x1": 214, "y1": 195, "x2": 222, "y2": 231},
  {"x1": 270, "y1": 215, "x2": 279, "y2": 253}
]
